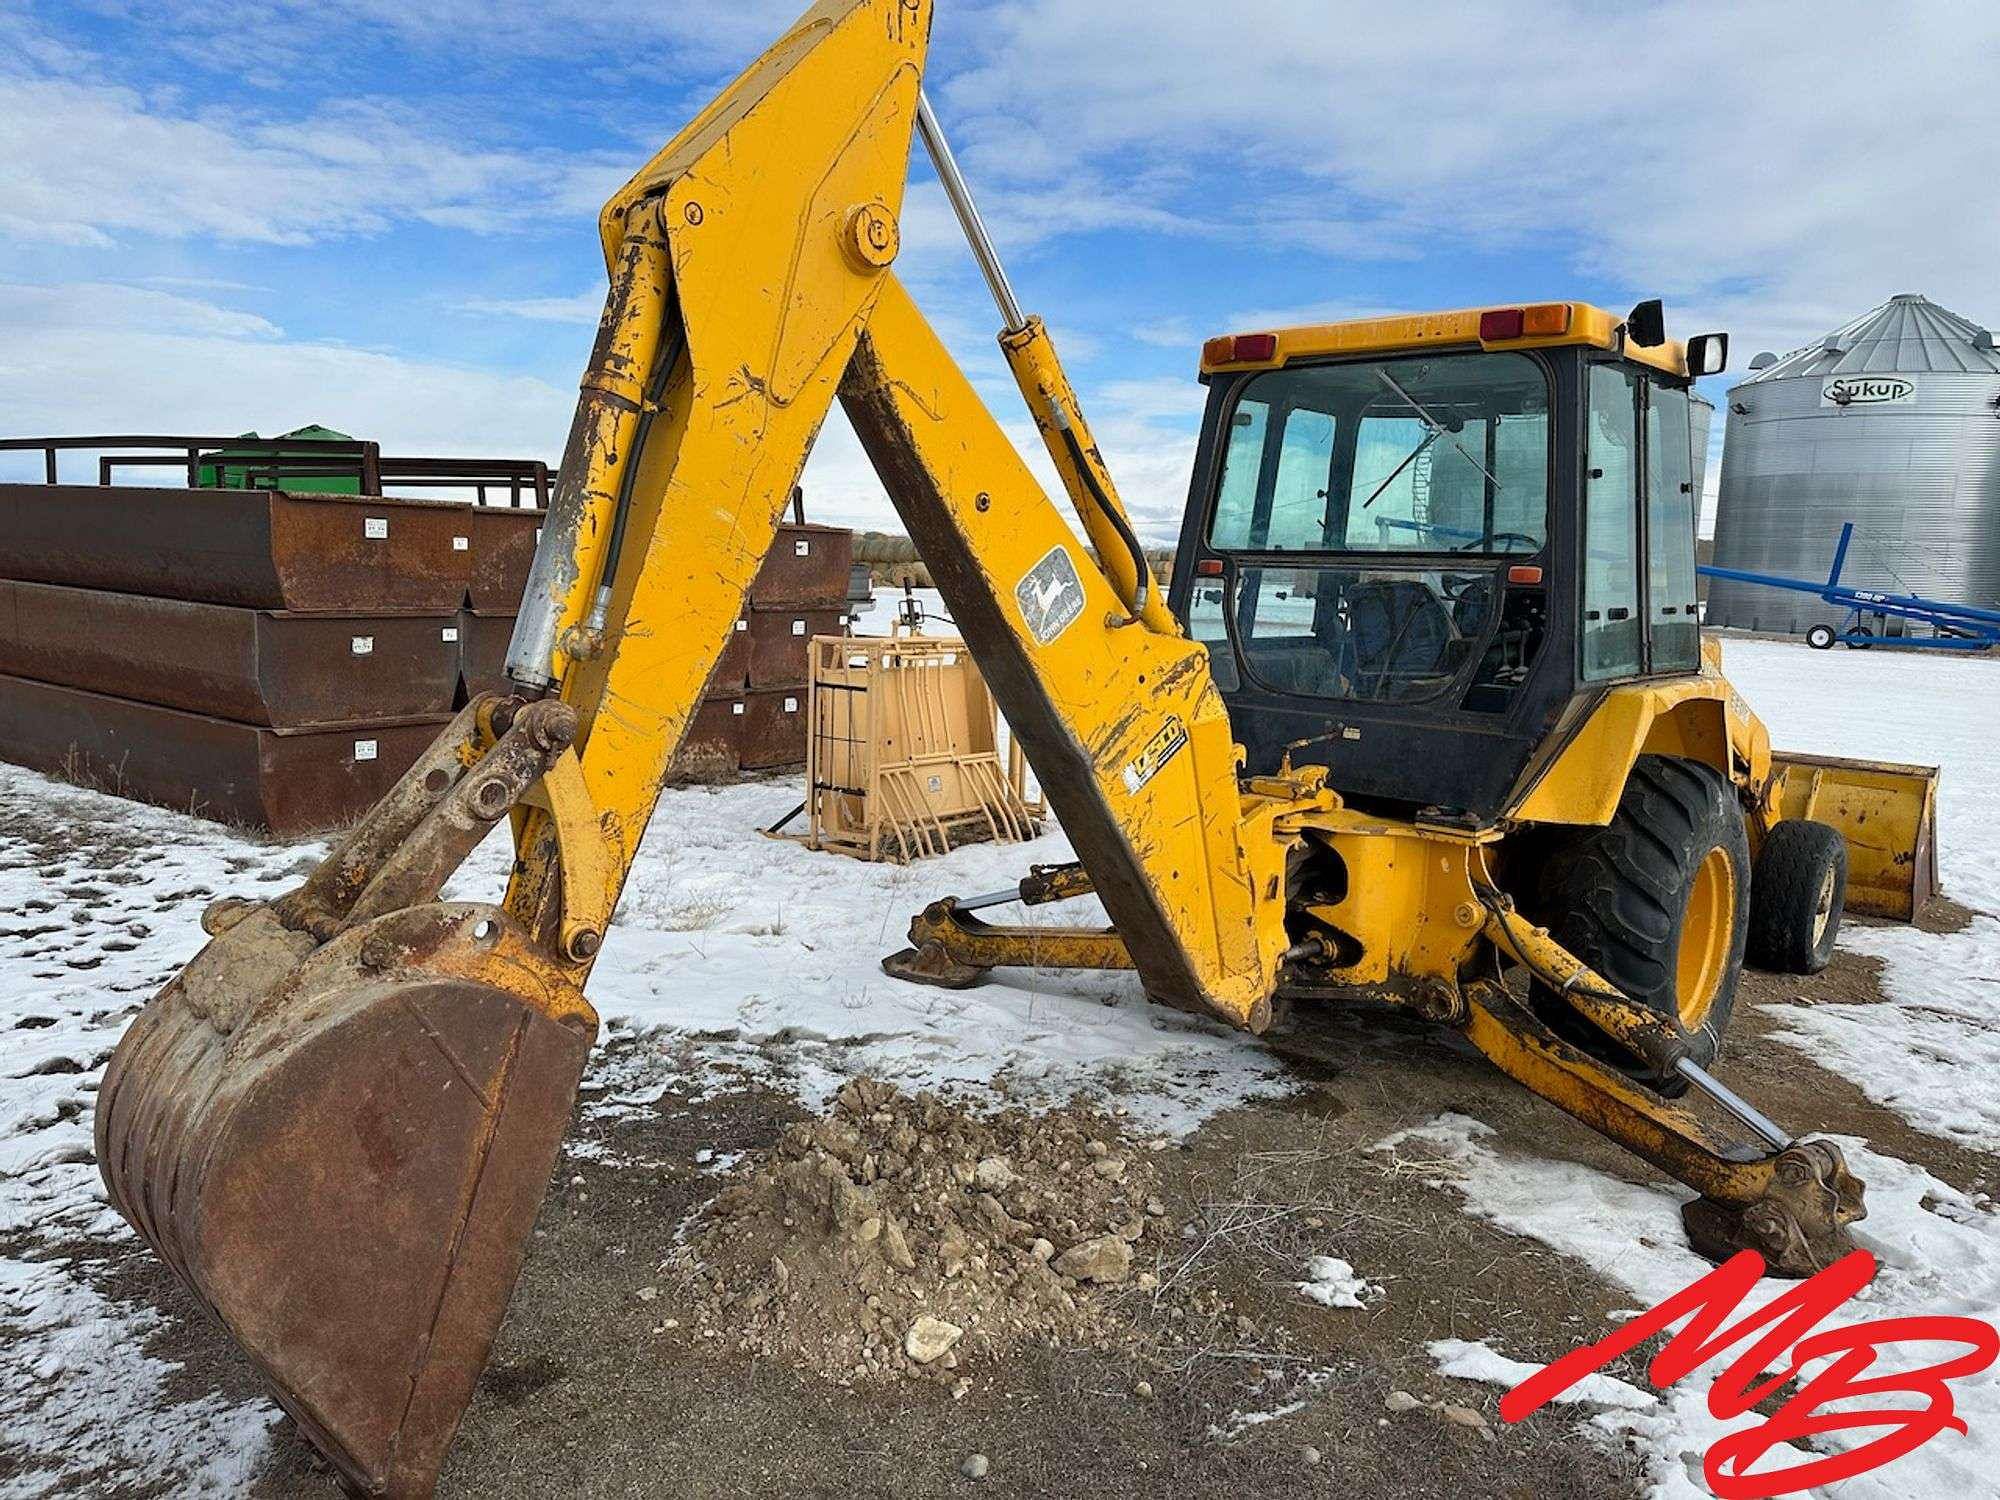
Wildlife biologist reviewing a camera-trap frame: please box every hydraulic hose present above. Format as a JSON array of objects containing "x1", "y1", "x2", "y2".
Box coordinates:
[
  {"x1": 585, "y1": 283, "x2": 686, "y2": 636},
  {"x1": 1052, "y1": 407, "x2": 1152, "y2": 624}
]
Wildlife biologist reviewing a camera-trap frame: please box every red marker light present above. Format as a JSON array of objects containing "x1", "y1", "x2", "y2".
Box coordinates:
[
  {"x1": 1508, "y1": 564, "x2": 1545, "y2": 585},
  {"x1": 1202, "y1": 332, "x2": 1280, "y2": 365},
  {"x1": 1480, "y1": 308, "x2": 1526, "y2": 341},
  {"x1": 1195, "y1": 558, "x2": 1225, "y2": 577}
]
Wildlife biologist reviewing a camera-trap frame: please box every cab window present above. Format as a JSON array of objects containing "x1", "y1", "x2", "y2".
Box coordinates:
[
  {"x1": 1209, "y1": 399, "x2": 1336, "y2": 550},
  {"x1": 1646, "y1": 384, "x2": 1700, "y2": 672},
  {"x1": 1582, "y1": 364, "x2": 1643, "y2": 680},
  {"x1": 1207, "y1": 351, "x2": 1549, "y2": 555}
]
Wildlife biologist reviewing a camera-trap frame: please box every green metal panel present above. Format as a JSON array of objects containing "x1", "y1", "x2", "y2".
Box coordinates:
[{"x1": 196, "y1": 425, "x2": 362, "y2": 494}]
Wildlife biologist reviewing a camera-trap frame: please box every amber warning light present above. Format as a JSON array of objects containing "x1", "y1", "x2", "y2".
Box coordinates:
[{"x1": 1480, "y1": 304, "x2": 1571, "y2": 342}]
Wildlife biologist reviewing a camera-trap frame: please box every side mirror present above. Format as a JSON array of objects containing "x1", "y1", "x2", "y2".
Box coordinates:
[
  {"x1": 1686, "y1": 332, "x2": 1730, "y2": 377},
  {"x1": 1626, "y1": 298, "x2": 1667, "y2": 349}
]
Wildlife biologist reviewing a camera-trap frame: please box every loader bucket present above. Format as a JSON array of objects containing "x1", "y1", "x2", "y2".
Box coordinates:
[
  {"x1": 96, "y1": 901, "x2": 595, "y2": 1499},
  {"x1": 1770, "y1": 752, "x2": 1940, "y2": 921}
]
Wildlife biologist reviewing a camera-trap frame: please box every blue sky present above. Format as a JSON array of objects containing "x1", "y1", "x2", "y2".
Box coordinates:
[{"x1": 3, "y1": 0, "x2": 1996, "y2": 539}]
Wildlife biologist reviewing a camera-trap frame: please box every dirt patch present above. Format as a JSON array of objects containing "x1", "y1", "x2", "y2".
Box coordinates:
[
  {"x1": 190, "y1": 1025, "x2": 1654, "y2": 1499},
  {"x1": 1740, "y1": 943, "x2": 1891, "y2": 1009},
  {"x1": 667, "y1": 1078, "x2": 1231, "y2": 1391},
  {"x1": 1914, "y1": 894, "x2": 1980, "y2": 937}
]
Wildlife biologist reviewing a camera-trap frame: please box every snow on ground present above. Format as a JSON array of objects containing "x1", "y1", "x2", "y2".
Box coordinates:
[
  {"x1": 0, "y1": 1255, "x2": 280, "y2": 1497},
  {"x1": 0, "y1": 613, "x2": 1991, "y2": 1496},
  {"x1": 1720, "y1": 640, "x2": 2000, "y2": 1148},
  {"x1": 1429, "y1": 1337, "x2": 1655, "y2": 1410},
  {"x1": 1390, "y1": 1115, "x2": 2000, "y2": 1499},
  {"x1": 1400, "y1": 639, "x2": 2000, "y2": 1498},
  {"x1": 0, "y1": 782, "x2": 311, "y2": 1495},
  {"x1": 434, "y1": 781, "x2": 1286, "y2": 1131},
  {"x1": 1296, "y1": 1255, "x2": 1378, "y2": 1310}
]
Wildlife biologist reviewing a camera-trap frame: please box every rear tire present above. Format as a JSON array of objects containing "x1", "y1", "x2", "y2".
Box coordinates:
[
  {"x1": 1746, "y1": 820, "x2": 1847, "y2": 974},
  {"x1": 1533, "y1": 755, "x2": 1752, "y2": 1092},
  {"x1": 1806, "y1": 623, "x2": 1837, "y2": 650}
]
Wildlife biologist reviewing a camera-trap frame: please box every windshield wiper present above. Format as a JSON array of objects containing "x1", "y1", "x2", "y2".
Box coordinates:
[
  {"x1": 1374, "y1": 369, "x2": 1504, "y2": 494},
  {"x1": 1359, "y1": 425, "x2": 1440, "y2": 511}
]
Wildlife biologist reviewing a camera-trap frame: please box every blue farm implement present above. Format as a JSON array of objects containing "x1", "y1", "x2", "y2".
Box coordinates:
[{"x1": 1701, "y1": 523, "x2": 2000, "y2": 652}]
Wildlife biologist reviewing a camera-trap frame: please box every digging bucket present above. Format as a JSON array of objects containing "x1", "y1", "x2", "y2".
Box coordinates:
[
  {"x1": 96, "y1": 876, "x2": 596, "y2": 1495},
  {"x1": 1770, "y1": 751, "x2": 1941, "y2": 921}
]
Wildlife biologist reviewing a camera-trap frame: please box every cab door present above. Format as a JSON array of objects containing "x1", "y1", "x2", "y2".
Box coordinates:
[{"x1": 1580, "y1": 364, "x2": 1701, "y2": 682}]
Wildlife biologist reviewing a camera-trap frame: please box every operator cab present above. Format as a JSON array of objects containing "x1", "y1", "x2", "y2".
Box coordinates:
[{"x1": 1168, "y1": 301, "x2": 1726, "y2": 824}]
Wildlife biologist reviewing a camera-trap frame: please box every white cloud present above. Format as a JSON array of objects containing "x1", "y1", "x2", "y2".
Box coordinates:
[
  {"x1": 455, "y1": 291, "x2": 604, "y2": 325},
  {"x1": 134, "y1": 276, "x2": 273, "y2": 295},
  {"x1": 0, "y1": 282, "x2": 284, "y2": 340},
  {"x1": 1094, "y1": 376, "x2": 1206, "y2": 425},
  {"x1": 0, "y1": 281, "x2": 570, "y2": 473},
  {"x1": 941, "y1": 0, "x2": 2000, "y2": 362},
  {"x1": 0, "y1": 78, "x2": 620, "y2": 247}
]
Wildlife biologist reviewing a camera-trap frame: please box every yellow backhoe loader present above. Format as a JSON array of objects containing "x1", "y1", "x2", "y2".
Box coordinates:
[{"x1": 93, "y1": 2, "x2": 1941, "y2": 1494}]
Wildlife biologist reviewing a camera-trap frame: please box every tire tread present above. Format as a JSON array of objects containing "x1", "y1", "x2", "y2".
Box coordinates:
[
  {"x1": 1747, "y1": 820, "x2": 1847, "y2": 974},
  {"x1": 1533, "y1": 755, "x2": 1752, "y2": 1082}
]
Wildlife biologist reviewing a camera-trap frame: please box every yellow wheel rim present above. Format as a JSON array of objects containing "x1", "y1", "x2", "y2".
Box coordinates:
[
  {"x1": 1676, "y1": 845, "x2": 1736, "y2": 1030},
  {"x1": 1811, "y1": 864, "x2": 1838, "y2": 948}
]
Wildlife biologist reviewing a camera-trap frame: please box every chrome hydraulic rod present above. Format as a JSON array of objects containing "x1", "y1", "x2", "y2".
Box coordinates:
[
  {"x1": 915, "y1": 90, "x2": 1027, "y2": 334},
  {"x1": 954, "y1": 888, "x2": 1027, "y2": 913},
  {"x1": 1675, "y1": 1059, "x2": 1794, "y2": 1151}
]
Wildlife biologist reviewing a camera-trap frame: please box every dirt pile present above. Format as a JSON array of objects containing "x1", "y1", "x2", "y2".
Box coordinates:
[{"x1": 664, "y1": 1078, "x2": 1233, "y2": 1390}]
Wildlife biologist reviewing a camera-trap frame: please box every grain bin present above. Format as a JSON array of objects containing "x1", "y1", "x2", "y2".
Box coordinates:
[{"x1": 1706, "y1": 294, "x2": 2000, "y2": 636}]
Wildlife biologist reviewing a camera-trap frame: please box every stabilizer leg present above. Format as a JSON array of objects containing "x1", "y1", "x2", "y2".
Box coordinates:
[
  {"x1": 1461, "y1": 981, "x2": 1865, "y2": 1277},
  {"x1": 882, "y1": 894, "x2": 1134, "y2": 990}
]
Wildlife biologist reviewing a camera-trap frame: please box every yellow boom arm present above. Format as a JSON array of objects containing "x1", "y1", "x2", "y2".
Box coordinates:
[{"x1": 500, "y1": 0, "x2": 1316, "y2": 1029}]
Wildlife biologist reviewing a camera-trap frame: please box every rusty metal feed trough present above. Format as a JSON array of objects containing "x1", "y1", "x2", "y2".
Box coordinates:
[
  {"x1": 0, "y1": 455, "x2": 848, "y2": 817},
  {"x1": 0, "y1": 485, "x2": 482, "y2": 612},
  {"x1": 671, "y1": 524, "x2": 858, "y2": 778},
  {"x1": 0, "y1": 676, "x2": 451, "y2": 833},
  {"x1": 0, "y1": 581, "x2": 462, "y2": 727},
  {"x1": 0, "y1": 462, "x2": 547, "y2": 834}
]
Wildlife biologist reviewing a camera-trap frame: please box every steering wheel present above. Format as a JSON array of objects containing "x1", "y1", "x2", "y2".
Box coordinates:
[{"x1": 1455, "y1": 531, "x2": 1540, "y2": 554}]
